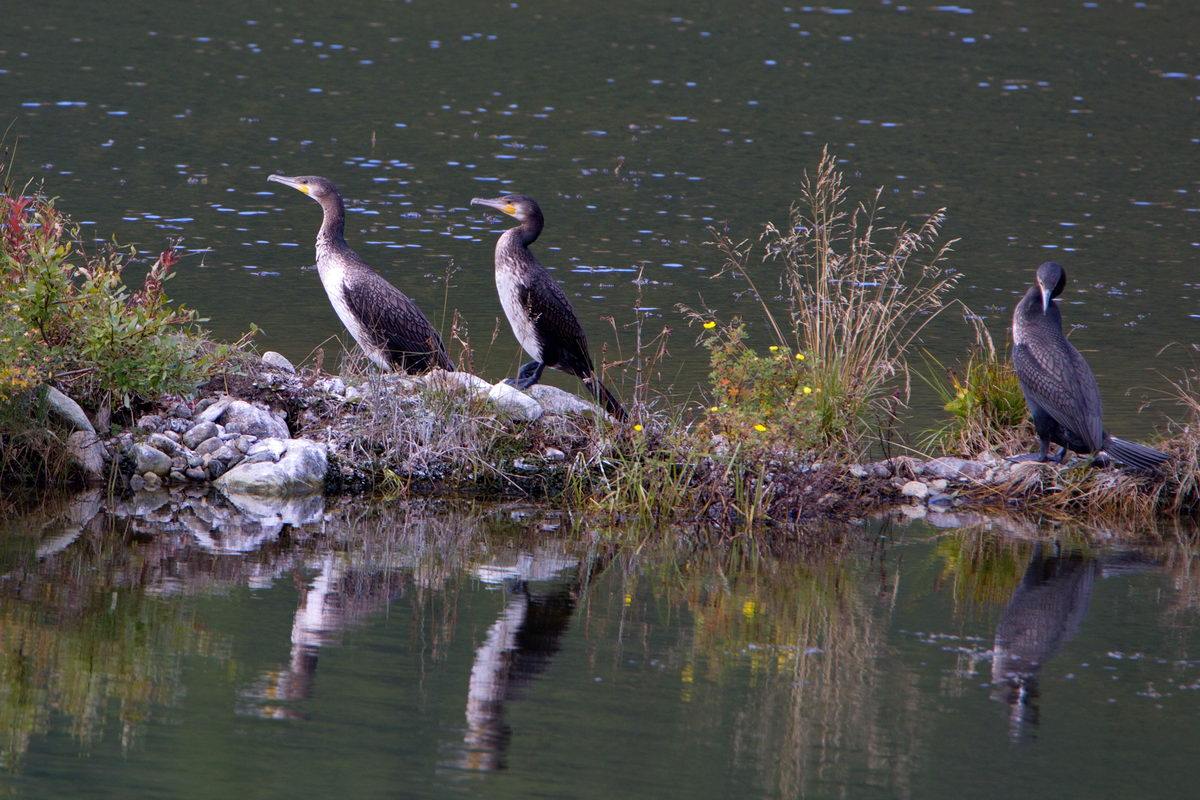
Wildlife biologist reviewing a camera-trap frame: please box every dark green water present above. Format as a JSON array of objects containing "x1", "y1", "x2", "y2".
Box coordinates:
[
  {"x1": 0, "y1": 496, "x2": 1198, "y2": 798},
  {"x1": 3, "y1": 0, "x2": 1197, "y2": 432}
]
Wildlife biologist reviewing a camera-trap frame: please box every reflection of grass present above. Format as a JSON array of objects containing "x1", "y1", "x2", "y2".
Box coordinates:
[
  {"x1": 630, "y1": 536, "x2": 917, "y2": 799},
  {"x1": 0, "y1": 584, "x2": 217, "y2": 769},
  {"x1": 933, "y1": 532, "x2": 1029, "y2": 611}
]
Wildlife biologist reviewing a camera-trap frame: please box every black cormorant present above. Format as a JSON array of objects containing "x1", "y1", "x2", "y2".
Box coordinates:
[
  {"x1": 1010, "y1": 261, "x2": 1167, "y2": 469},
  {"x1": 470, "y1": 194, "x2": 627, "y2": 421},
  {"x1": 268, "y1": 174, "x2": 454, "y2": 373}
]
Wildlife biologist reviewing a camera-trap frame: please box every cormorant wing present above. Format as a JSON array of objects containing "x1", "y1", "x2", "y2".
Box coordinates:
[
  {"x1": 519, "y1": 269, "x2": 594, "y2": 375},
  {"x1": 343, "y1": 272, "x2": 454, "y2": 372},
  {"x1": 1013, "y1": 337, "x2": 1104, "y2": 451}
]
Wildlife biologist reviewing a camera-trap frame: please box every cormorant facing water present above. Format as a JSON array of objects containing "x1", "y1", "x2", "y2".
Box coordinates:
[
  {"x1": 268, "y1": 175, "x2": 453, "y2": 373},
  {"x1": 1010, "y1": 261, "x2": 1167, "y2": 469},
  {"x1": 470, "y1": 194, "x2": 627, "y2": 421}
]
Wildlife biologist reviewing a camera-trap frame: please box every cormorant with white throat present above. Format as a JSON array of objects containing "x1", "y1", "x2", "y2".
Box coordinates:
[
  {"x1": 470, "y1": 194, "x2": 626, "y2": 421},
  {"x1": 268, "y1": 174, "x2": 453, "y2": 373},
  {"x1": 1010, "y1": 261, "x2": 1167, "y2": 470}
]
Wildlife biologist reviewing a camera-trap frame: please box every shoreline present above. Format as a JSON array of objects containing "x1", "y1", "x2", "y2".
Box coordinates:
[{"x1": 10, "y1": 348, "x2": 1189, "y2": 534}]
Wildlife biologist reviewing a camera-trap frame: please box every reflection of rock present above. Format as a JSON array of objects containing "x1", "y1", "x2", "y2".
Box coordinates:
[
  {"x1": 459, "y1": 548, "x2": 589, "y2": 772},
  {"x1": 221, "y1": 491, "x2": 325, "y2": 529},
  {"x1": 991, "y1": 542, "x2": 1097, "y2": 734},
  {"x1": 214, "y1": 439, "x2": 328, "y2": 497}
]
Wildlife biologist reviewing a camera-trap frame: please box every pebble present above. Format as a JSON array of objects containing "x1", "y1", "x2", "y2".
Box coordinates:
[
  {"x1": 129, "y1": 474, "x2": 146, "y2": 491},
  {"x1": 900, "y1": 480, "x2": 929, "y2": 500},
  {"x1": 136, "y1": 414, "x2": 162, "y2": 432},
  {"x1": 185, "y1": 467, "x2": 208, "y2": 481},
  {"x1": 142, "y1": 472, "x2": 162, "y2": 491},
  {"x1": 195, "y1": 437, "x2": 224, "y2": 456},
  {"x1": 543, "y1": 447, "x2": 566, "y2": 462},
  {"x1": 930, "y1": 478, "x2": 948, "y2": 491},
  {"x1": 169, "y1": 402, "x2": 193, "y2": 420},
  {"x1": 849, "y1": 464, "x2": 868, "y2": 479},
  {"x1": 169, "y1": 470, "x2": 187, "y2": 483}
]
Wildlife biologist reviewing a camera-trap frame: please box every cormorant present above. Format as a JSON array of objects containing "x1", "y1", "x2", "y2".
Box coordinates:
[
  {"x1": 470, "y1": 194, "x2": 627, "y2": 421},
  {"x1": 268, "y1": 175, "x2": 453, "y2": 373},
  {"x1": 1010, "y1": 261, "x2": 1167, "y2": 469}
]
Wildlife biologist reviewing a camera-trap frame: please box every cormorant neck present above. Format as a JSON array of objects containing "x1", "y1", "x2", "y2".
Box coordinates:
[
  {"x1": 516, "y1": 211, "x2": 543, "y2": 247},
  {"x1": 317, "y1": 194, "x2": 346, "y2": 247}
]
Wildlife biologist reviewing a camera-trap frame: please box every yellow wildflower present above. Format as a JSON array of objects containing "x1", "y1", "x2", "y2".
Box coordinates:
[
  {"x1": 703, "y1": 320, "x2": 716, "y2": 329},
  {"x1": 802, "y1": 386, "x2": 813, "y2": 395},
  {"x1": 753, "y1": 423, "x2": 767, "y2": 432},
  {"x1": 768, "y1": 345, "x2": 779, "y2": 352},
  {"x1": 795, "y1": 353, "x2": 805, "y2": 361},
  {"x1": 709, "y1": 406, "x2": 718, "y2": 412},
  {"x1": 633, "y1": 423, "x2": 644, "y2": 432}
]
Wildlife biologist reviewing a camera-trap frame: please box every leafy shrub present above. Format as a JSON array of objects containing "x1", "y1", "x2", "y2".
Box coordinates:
[{"x1": 0, "y1": 191, "x2": 242, "y2": 411}]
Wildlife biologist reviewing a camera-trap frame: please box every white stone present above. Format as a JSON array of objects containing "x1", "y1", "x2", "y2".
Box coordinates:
[
  {"x1": 487, "y1": 382, "x2": 543, "y2": 421},
  {"x1": 421, "y1": 369, "x2": 492, "y2": 397},
  {"x1": 900, "y1": 480, "x2": 929, "y2": 500},
  {"x1": 528, "y1": 384, "x2": 604, "y2": 418},
  {"x1": 214, "y1": 438, "x2": 328, "y2": 497},
  {"x1": 43, "y1": 385, "x2": 95, "y2": 434},
  {"x1": 261, "y1": 351, "x2": 297, "y2": 374},
  {"x1": 197, "y1": 397, "x2": 289, "y2": 439},
  {"x1": 921, "y1": 456, "x2": 988, "y2": 481}
]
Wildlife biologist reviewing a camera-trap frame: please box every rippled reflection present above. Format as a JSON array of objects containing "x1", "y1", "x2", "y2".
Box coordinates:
[{"x1": 0, "y1": 497, "x2": 1197, "y2": 797}]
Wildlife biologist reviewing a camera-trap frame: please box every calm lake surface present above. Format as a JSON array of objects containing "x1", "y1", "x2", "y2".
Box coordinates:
[
  {"x1": 0, "y1": 496, "x2": 1197, "y2": 799},
  {"x1": 2, "y1": 0, "x2": 1197, "y2": 433}
]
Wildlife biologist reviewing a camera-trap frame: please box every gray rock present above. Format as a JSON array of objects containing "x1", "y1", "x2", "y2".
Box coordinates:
[
  {"x1": 195, "y1": 397, "x2": 233, "y2": 424},
  {"x1": 165, "y1": 418, "x2": 192, "y2": 435},
  {"x1": 218, "y1": 400, "x2": 289, "y2": 439},
  {"x1": 207, "y1": 460, "x2": 227, "y2": 479},
  {"x1": 343, "y1": 386, "x2": 363, "y2": 403},
  {"x1": 849, "y1": 464, "x2": 869, "y2": 479},
  {"x1": 928, "y1": 492, "x2": 956, "y2": 508},
  {"x1": 246, "y1": 437, "x2": 287, "y2": 462},
  {"x1": 929, "y1": 478, "x2": 949, "y2": 492},
  {"x1": 183, "y1": 421, "x2": 220, "y2": 450},
  {"x1": 543, "y1": 447, "x2": 566, "y2": 462},
  {"x1": 224, "y1": 422, "x2": 245, "y2": 435},
  {"x1": 132, "y1": 443, "x2": 172, "y2": 476},
  {"x1": 261, "y1": 351, "x2": 297, "y2": 374},
  {"x1": 487, "y1": 382, "x2": 544, "y2": 422},
  {"x1": 169, "y1": 470, "x2": 187, "y2": 483},
  {"x1": 146, "y1": 433, "x2": 180, "y2": 455},
  {"x1": 170, "y1": 455, "x2": 187, "y2": 471},
  {"x1": 194, "y1": 437, "x2": 225, "y2": 456},
  {"x1": 168, "y1": 402, "x2": 193, "y2": 420},
  {"x1": 135, "y1": 414, "x2": 163, "y2": 432},
  {"x1": 921, "y1": 457, "x2": 988, "y2": 481},
  {"x1": 213, "y1": 445, "x2": 239, "y2": 465},
  {"x1": 528, "y1": 384, "x2": 605, "y2": 418},
  {"x1": 142, "y1": 472, "x2": 163, "y2": 491},
  {"x1": 44, "y1": 385, "x2": 95, "y2": 434},
  {"x1": 66, "y1": 431, "x2": 107, "y2": 484},
  {"x1": 185, "y1": 467, "x2": 208, "y2": 481},
  {"x1": 128, "y1": 474, "x2": 146, "y2": 492},
  {"x1": 900, "y1": 480, "x2": 929, "y2": 501},
  {"x1": 214, "y1": 438, "x2": 328, "y2": 497}
]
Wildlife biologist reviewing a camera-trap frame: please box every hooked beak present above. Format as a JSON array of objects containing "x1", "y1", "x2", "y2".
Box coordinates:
[
  {"x1": 471, "y1": 197, "x2": 517, "y2": 217},
  {"x1": 1040, "y1": 284, "x2": 1051, "y2": 314},
  {"x1": 268, "y1": 174, "x2": 309, "y2": 195}
]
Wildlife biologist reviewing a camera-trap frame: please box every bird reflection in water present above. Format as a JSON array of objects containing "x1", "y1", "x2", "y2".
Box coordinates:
[
  {"x1": 991, "y1": 542, "x2": 1097, "y2": 735},
  {"x1": 240, "y1": 554, "x2": 353, "y2": 720},
  {"x1": 459, "y1": 548, "x2": 595, "y2": 771}
]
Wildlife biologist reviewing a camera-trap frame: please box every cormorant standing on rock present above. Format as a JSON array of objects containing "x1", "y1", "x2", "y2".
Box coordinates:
[
  {"x1": 1010, "y1": 261, "x2": 1167, "y2": 469},
  {"x1": 269, "y1": 174, "x2": 453, "y2": 373},
  {"x1": 470, "y1": 194, "x2": 627, "y2": 421}
]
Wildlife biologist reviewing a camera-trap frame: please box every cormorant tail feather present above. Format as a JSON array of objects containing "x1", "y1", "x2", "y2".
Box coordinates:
[{"x1": 1104, "y1": 436, "x2": 1169, "y2": 471}]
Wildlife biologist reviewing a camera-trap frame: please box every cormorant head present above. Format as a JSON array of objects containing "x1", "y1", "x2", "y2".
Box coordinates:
[
  {"x1": 267, "y1": 174, "x2": 341, "y2": 204},
  {"x1": 470, "y1": 194, "x2": 542, "y2": 225},
  {"x1": 1035, "y1": 261, "x2": 1066, "y2": 314}
]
